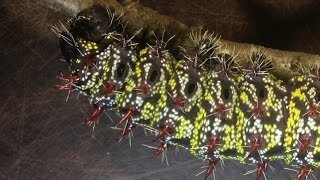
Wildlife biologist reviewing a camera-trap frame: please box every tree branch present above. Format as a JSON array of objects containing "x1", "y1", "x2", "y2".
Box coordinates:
[{"x1": 41, "y1": 0, "x2": 320, "y2": 80}]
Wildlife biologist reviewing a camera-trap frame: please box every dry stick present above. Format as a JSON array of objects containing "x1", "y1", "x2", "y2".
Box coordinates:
[{"x1": 41, "y1": 0, "x2": 320, "y2": 81}]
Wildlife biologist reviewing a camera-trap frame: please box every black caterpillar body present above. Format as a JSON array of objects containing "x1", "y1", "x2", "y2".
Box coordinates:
[{"x1": 54, "y1": 5, "x2": 320, "y2": 180}]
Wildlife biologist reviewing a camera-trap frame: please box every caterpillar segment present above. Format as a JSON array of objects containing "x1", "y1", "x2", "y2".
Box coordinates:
[
  {"x1": 114, "y1": 43, "x2": 175, "y2": 141},
  {"x1": 115, "y1": 44, "x2": 175, "y2": 125},
  {"x1": 53, "y1": 22, "x2": 104, "y2": 92},
  {"x1": 188, "y1": 53, "x2": 240, "y2": 179},
  {"x1": 84, "y1": 35, "x2": 139, "y2": 125},
  {"x1": 235, "y1": 53, "x2": 287, "y2": 179},
  {"x1": 285, "y1": 72, "x2": 320, "y2": 169},
  {"x1": 64, "y1": 33, "x2": 137, "y2": 92},
  {"x1": 165, "y1": 30, "x2": 222, "y2": 153},
  {"x1": 145, "y1": 30, "x2": 222, "y2": 167},
  {"x1": 150, "y1": 60, "x2": 206, "y2": 153},
  {"x1": 182, "y1": 32, "x2": 238, "y2": 178},
  {"x1": 72, "y1": 38, "x2": 107, "y2": 91},
  {"x1": 88, "y1": 41, "x2": 138, "y2": 108},
  {"x1": 189, "y1": 60, "x2": 239, "y2": 161},
  {"x1": 55, "y1": 28, "x2": 119, "y2": 92},
  {"x1": 236, "y1": 70, "x2": 287, "y2": 161},
  {"x1": 71, "y1": 34, "x2": 135, "y2": 93}
]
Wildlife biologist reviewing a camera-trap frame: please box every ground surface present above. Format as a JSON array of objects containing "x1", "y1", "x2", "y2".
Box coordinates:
[{"x1": 0, "y1": 0, "x2": 320, "y2": 179}]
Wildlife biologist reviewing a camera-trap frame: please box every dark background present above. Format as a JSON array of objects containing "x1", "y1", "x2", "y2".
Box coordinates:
[{"x1": 1, "y1": 0, "x2": 320, "y2": 179}]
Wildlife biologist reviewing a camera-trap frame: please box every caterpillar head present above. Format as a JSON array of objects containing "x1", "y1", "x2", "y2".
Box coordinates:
[
  {"x1": 68, "y1": 5, "x2": 124, "y2": 42},
  {"x1": 53, "y1": 20, "x2": 103, "y2": 67},
  {"x1": 57, "y1": 4, "x2": 124, "y2": 66}
]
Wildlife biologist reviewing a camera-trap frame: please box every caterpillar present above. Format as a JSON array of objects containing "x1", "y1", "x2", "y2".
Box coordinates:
[{"x1": 54, "y1": 5, "x2": 319, "y2": 180}]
